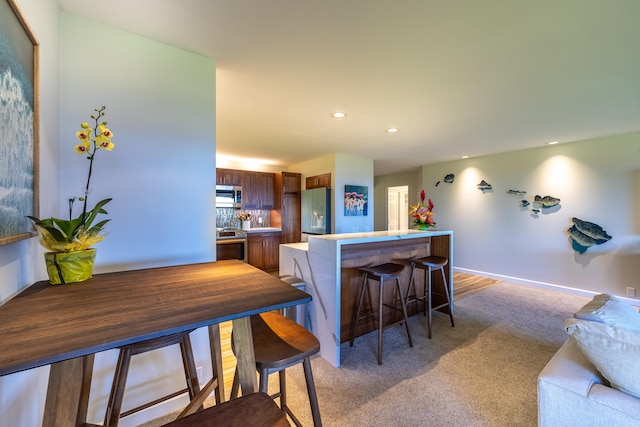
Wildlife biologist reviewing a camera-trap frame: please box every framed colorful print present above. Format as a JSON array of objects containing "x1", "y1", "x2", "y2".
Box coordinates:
[
  {"x1": 344, "y1": 185, "x2": 368, "y2": 216},
  {"x1": 0, "y1": 0, "x2": 39, "y2": 245}
]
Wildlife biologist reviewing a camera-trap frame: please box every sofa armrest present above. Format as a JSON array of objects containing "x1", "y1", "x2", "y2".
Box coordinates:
[
  {"x1": 538, "y1": 339, "x2": 640, "y2": 426},
  {"x1": 539, "y1": 338, "x2": 605, "y2": 397}
]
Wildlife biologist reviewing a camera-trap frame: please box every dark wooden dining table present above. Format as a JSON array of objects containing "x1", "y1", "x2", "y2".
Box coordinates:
[{"x1": 0, "y1": 260, "x2": 311, "y2": 426}]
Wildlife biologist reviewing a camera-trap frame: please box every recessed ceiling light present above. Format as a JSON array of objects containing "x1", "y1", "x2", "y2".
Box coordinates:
[
  {"x1": 386, "y1": 128, "x2": 399, "y2": 133},
  {"x1": 331, "y1": 112, "x2": 347, "y2": 118},
  {"x1": 547, "y1": 141, "x2": 559, "y2": 145},
  {"x1": 461, "y1": 155, "x2": 469, "y2": 159}
]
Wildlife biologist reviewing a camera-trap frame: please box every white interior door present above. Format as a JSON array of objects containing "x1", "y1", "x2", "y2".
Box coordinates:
[
  {"x1": 388, "y1": 191, "x2": 399, "y2": 230},
  {"x1": 400, "y1": 189, "x2": 409, "y2": 229},
  {"x1": 387, "y1": 186, "x2": 409, "y2": 230}
]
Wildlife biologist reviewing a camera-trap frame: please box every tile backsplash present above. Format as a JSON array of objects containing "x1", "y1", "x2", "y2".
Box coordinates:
[{"x1": 216, "y1": 208, "x2": 270, "y2": 229}]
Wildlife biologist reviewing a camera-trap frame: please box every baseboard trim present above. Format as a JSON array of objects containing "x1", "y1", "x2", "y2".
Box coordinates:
[
  {"x1": 453, "y1": 267, "x2": 640, "y2": 306},
  {"x1": 454, "y1": 267, "x2": 599, "y2": 297}
]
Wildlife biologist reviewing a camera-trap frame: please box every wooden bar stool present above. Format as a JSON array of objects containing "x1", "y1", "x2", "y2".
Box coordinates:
[
  {"x1": 230, "y1": 312, "x2": 322, "y2": 427},
  {"x1": 104, "y1": 327, "x2": 222, "y2": 426},
  {"x1": 163, "y1": 392, "x2": 290, "y2": 427},
  {"x1": 406, "y1": 255, "x2": 454, "y2": 338},
  {"x1": 349, "y1": 262, "x2": 413, "y2": 365}
]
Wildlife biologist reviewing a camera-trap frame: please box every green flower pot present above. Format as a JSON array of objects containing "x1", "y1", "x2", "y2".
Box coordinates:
[{"x1": 44, "y1": 248, "x2": 96, "y2": 285}]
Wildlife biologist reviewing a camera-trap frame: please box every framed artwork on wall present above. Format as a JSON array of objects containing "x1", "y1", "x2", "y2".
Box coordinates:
[
  {"x1": 0, "y1": 0, "x2": 39, "y2": 245},
  {"x1": 344, "y1": 185, "x2": 368, "y2": 216}
]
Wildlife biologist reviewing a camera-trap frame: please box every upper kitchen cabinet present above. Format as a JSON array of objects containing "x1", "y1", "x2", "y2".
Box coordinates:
[
  {"x1": 305, "y1": 173, "x2": 331, "y2": 189},
  {"x1": 282, "y1": 171, "x2": 301, "y2": 194},
  {"x1": 243, "y1": 171, "x2": 275, "y2": 209},
  {"x1": 275, "y1": 172, "x2": 301, "y2": 244},
  {"x1": 216, "y1": 168, "x2": 243, "y2": 186}
]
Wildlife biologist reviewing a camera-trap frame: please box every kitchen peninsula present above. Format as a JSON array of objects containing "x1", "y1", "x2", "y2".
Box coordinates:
[{"x1": 279, "y1": 229, "x2": 453, "y2": 367}]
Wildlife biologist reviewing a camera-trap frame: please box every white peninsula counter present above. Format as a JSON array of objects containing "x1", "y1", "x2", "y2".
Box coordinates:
[{"x1": 279, "y1": 229, "x2": 453, "y2": 367}]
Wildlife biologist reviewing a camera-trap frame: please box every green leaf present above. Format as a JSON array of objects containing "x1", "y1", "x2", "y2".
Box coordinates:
[
  {"x1": 52, "y1": 216, "x2": 83, "y2": 240},
  {"x1": 39, "y1": 225, "x2": 69, "y2": 243},
  {"x1": 82, "y1": 198, "x2": 112, "y2": 228},
  {"x1": 27, "y1": 198, "x2": 112, "y2": 245},
  {"x1": 86, "y1": 219, "x2": 110, "y2": 235}
]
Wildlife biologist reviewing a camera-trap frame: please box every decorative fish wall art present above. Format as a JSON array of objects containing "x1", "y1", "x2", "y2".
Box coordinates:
[
  {"x1": 535, "y1": 195, "x2": 561, "y2": 208},
  {"x1": 567, "y1": 217, "x2": 612, "y2": 254},
  {"x1": 435, "y1": 173, "x2": 455, "y2": 187},
  {"x1": 514, "y1": 192, "x2": 561, "y2": 214},
  {"x1": 477, "y1": 180, "x2": 492, "y2": 192}
]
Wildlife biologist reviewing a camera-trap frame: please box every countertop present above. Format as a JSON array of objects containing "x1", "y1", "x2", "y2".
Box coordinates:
[
  {"x1": 309, "y1": 229, "x2": 452, "y2": 244},
  {"x1": 280, "y1": 230, "x2": 452, "y2": 252},
  {"x1": 281, "y1": 242, "x2": 309, "y2": 251},
  {"x1": 245, "y1": 227, "x2": 282, "y2": 233}
]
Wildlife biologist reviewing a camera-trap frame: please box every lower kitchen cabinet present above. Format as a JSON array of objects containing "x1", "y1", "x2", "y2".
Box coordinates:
[{"x1": 247, "y1": 231, "x2": 281, "y2": 271}]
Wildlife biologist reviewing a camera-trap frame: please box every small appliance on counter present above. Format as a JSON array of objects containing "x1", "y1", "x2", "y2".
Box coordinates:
[
  {"x1": 302, "y1": 187, "x2": 331, "y2": 235},
  {"x1": 215, "y1": 185, "x2": 242, "y2": 209},
  {"x1": 215, "y1": 227, "x2": 247, "y2": 262}
]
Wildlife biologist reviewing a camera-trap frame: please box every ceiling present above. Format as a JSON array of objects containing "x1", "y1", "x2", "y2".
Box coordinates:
[{"x1": 57, "y1": 0, "x2": 640, "y2": 176}]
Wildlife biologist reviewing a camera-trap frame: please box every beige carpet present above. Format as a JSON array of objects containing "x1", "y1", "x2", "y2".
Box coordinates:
[{"x1": 143, "y1": 282, "x2": 589, "y2": 426}]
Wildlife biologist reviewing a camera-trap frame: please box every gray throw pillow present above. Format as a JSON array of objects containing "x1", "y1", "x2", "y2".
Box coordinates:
[
  {"x1": 565, "y1": 318, "x2": 640, "y2": 398},
  {"x1": 574, "y1": 293, "x2": 640, "y2": 334}
]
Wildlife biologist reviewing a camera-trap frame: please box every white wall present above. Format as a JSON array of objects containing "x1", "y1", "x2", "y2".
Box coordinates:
[
  {"x1": 373, "y1": 168, "x2": 422, "y2": 231},
  {"x1": 0, "y1": 7, "x2": 218, "y2": 426},
  {"x1": 0, "y1": 1, "x2": 60, "y2": 426},
  {"x1": 58, "y1": 13, "x2": 217, "y2": 426},
  {"x1": 334, "y1": 153, "x2": 374, "y2": 233},
  {"x1": 418, "y1": 132, "x2": 640, "y2": 297},
  {"x1": 60, "y1": 13, "x2": 217, "y2": 271}
]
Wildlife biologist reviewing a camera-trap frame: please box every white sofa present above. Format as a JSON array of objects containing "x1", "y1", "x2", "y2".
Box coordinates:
[{"x1": 538, "y1": 334, "x2": 640, "y2": 426}]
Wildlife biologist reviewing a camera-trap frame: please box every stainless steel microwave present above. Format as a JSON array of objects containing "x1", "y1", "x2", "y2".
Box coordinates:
[{"x1": 216, "y1": 185, "x2": 242, "y2": 208}]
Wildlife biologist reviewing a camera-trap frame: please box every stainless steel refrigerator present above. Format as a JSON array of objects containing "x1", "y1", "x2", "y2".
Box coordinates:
[{"x1": 301, "y1": 188, "x2": 331, "y2": 235}]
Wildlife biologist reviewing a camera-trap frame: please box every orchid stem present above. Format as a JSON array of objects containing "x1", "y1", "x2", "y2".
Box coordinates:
[{"x1": 80, "y1": 106, "x2": 105, "y2": 226}]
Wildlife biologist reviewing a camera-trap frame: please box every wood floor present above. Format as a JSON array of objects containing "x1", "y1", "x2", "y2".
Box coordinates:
[
  {"x1": 214, "y1": 272, "x2": 497, "y2": 399},
  {"x1": 453, "y1": 271, "x2": 500, "y2": 299}
]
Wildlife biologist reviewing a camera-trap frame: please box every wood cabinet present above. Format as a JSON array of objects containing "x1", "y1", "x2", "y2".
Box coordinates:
[
  {"x1": 260, "y1": 173, "x2": 275, "y2": 209},
  {"x1": 305, "y1": 173, "x2": 331, "y2": 189},
  {"x1": 282, "y1": 172, "x2": 301, "y2": 193},
  {"x1": 216, "y1": 168, "x2": 243, "y2": 186},
  {"x1": 247, "y1": 231, "x2": 281, "y2": 271},
  {"x1": 243, "y1": 172, "x2": 257, "y2": 207},
  {"x1": 280, "y1": 194, "x2": 301, "y2": 244},
  {"x1": 216, "y1": 168, "x2": 275, "y2": 209},
  {"x1": 275, "y1": 172, "x2": 301, "y2": 244},
  {"x1": 243, "y1": 171, "x2": 275, "y2": 209}
]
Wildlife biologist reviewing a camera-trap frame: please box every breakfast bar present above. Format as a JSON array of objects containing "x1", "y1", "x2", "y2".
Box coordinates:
[
  {"x1": 279, "y1": 229, "x2": 453, "y2": 367},
  {"x1": 0, "y1": 260, "x2": 310, "y2": 426}
]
